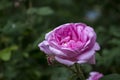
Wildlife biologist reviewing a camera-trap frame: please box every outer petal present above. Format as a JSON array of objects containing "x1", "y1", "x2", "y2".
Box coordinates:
[
  {"x1": 55, "y1": 56, "x2": 75, "y2": 66},
  {"x1": 49, "y1": 46, "x2": 67, "y2": 57},
  {"x1": 77, "y1": 55, "x2": 95, "y2": 64},
  {"x1": 45, "y1": 31, "x2": 53, "y2": 40},
  {"x1": 38, "y1": 41, "x2": 53, "y2": 55},
  {"x1": 84, "y1": 27, "x2": 96, "y2": 49},
  {"x1": 77, "y1": 60, "x2": 87, "y2": 64},
  {"x1": 77, "y1": 42, "x2": 99, "y2": 64},
  {"x1": 77, "y1": 49, "x2": 95, "y2": 62},
  {"x1": 88, "y1": 55, "x2": 95, "y2": 64}
]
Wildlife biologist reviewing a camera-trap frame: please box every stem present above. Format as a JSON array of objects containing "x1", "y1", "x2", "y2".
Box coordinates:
[{"x1": 75, "y1": 63, "x2": 86, "y2": 80}]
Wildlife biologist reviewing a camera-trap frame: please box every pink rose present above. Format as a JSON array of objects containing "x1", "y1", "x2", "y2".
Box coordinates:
[
  {"x1": 38, "y1": 23, "x2": 100, "y2": 66},
  {"x1": 87, "y1": 72, "x2": 103, "y2": 80}
]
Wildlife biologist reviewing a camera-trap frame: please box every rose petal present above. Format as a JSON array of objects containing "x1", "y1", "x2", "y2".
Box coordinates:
[
  {"x1": 83, "y1": 27, "x2": 96, "y2": 48},
  {"x1": 77, "y1": 60, "x2": 87, "y2": 64},
  {"x1": 77, "y1": 49, "x2": 95, "y2": 61},
  {"x1": 77, "y1": 44, "x2": 97, "y2": 64},
  {"x1": 88, "y1": 55, "x2": 96, "y2": 64},
  {"x1": 38, "y1": 41, "x2": 53, "y2": 55},
  {"x1": 77, "y1": 42, "x2": 100, "y2": 64},
  {"x1": 55, "y1": 56, "x2": 75, "y2": 66},
  {"x1": 77, "y1": 55, "x2": 95, "y2": 64},
  {"x1": 49, "y1": 46, "x2": 67, "y2": 57},
  {"x1": 45, "y1": 31, "x2": 53, "y2": 40},
  {"x1": 61, "y1": 48, "x2": 78, "y2": 58}
]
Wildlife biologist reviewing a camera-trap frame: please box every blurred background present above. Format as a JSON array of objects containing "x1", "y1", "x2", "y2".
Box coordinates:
[{"x1": 0, "y1": 0, "x2": 120, "y2": 80}]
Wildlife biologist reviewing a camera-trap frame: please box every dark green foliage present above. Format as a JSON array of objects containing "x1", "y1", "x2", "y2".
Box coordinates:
[
  {"x1": 0, "y1": 0, "x2": 120, "y2": 80},
  {"x1": 101, "y1": 74, "x2": 120, "y2": 80}
]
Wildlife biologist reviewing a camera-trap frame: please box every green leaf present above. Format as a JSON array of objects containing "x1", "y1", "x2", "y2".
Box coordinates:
[
  {"x1": 0, "y1": 50, "x2": 11, "y2": 61},
  {"x1": 100, "y1": 74, "x2": 120, "y2": 80},
  {"x1": 27, "y1": 8, "x2": 37, "y2": 15},
  {"x1": 0, "y1": 45, "x2": 18, "y2": 61}
]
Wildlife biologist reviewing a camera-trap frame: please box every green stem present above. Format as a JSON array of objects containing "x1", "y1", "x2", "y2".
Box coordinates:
[{"x1": 75, "y1": 63, "x2": 86, "y2": 80}]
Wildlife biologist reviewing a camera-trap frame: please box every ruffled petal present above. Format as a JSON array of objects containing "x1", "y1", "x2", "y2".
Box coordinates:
[
  {"x1": 45, "y1": 31, "x2": 53, "y2": 40},
  {"x1": 77, "y1": 42, "x2": 98, "y2": 64},
  {"x1": 61, "y1": 48, "x2": 78, "y2": 58},
  {"x1": 38, "y1": 41, "x2": 53, "y2": 55},
  {"x1": 77, "y1": 49, "x2": 95, "y2": 61}
]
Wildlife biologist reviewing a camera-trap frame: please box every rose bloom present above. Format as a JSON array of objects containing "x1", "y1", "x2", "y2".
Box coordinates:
[
  {"x1": 38, "y1": 23, "x2": 100, "y2": 66},
  {"x1": 87, "y1": 72, "x2": 103, "y2": 80}
]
